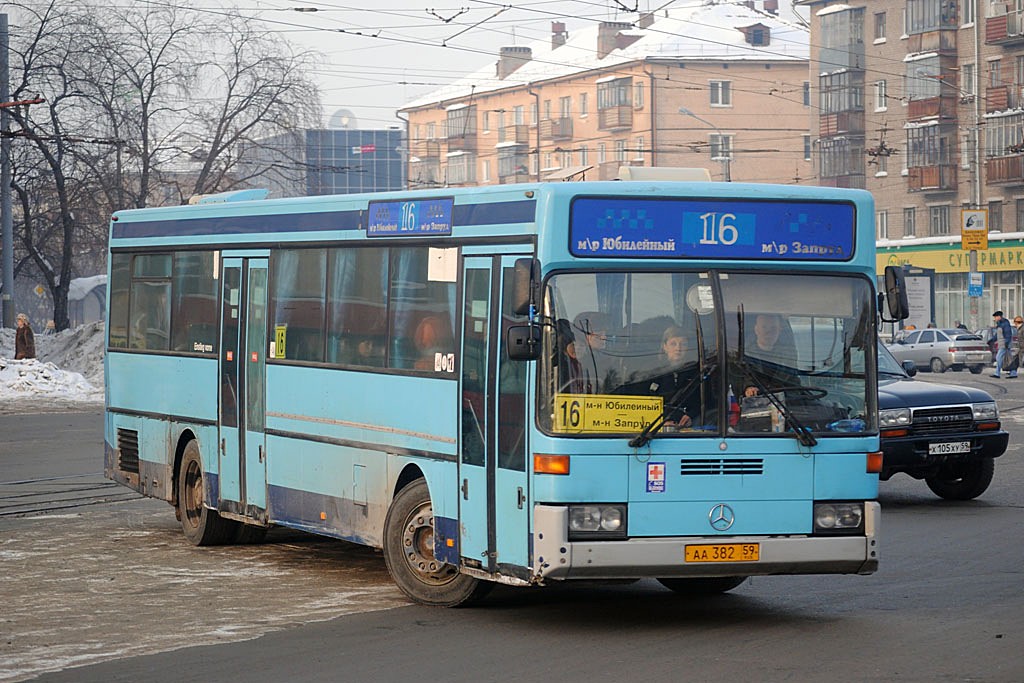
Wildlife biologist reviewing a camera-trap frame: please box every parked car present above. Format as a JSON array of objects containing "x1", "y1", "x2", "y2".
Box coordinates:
[
  {"x1": 878, "y1": 342, "x2": 1008, "y2": 500},
  {"x1": 885, "y1": 328, "x2": 990, "y2": 373}
]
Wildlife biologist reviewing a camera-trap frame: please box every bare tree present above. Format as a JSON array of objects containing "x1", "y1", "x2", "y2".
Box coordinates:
[{"x1": 4, "y1": 0, "x2": 322, "y2": 330}]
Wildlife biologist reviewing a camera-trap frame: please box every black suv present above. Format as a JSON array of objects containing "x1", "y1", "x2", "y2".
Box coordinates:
[{"x1": 878, "y1": 342, "x2": 1009, "y2": 499}]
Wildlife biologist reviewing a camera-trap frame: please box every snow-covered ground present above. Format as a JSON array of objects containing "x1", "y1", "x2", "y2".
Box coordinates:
[{"x1": 0, "y1": 321, "x2": 105, "y2": 413}]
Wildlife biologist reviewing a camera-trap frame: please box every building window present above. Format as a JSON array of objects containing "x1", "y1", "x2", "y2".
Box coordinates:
[
  {"x1": 446, "y1": 153, "x2": 476, "y2": 184},
  {"x1": 929, "y1": 205, "x2": 951, "y2": 235},
  {"x1": 875, "y1": 80, "x2": 888, "y2": 110},
  {"x1": 531, "y1": 102, "x2": 538, "y2": 125},
  {"x1": 803, "y1": 81, "x2": 810, "y2": 106},
  {"x1": 597, "y1": 78, "x2": 632, "y2": 109},
  {"x1": 963, "y1": 63, "x2": 976, "y2": 98},
  {"x1": 874, "y1": 153, "x2": 889, "y2": 174},
  {"x1": 1016, "y1": 199, "x2": 1024, "y2": 231},
  {"x1": 634, "y1": 81, "x2": 644, "y2": 109},
  {"x1": 906, "y1": 56, "x2": 942, "y2": 100},
  {"x1": 874, "y1": 12, "x2": 887, "y2": 40},
  {"x1": 877, "y1": 210, "x2": 889, "y2": 239},
  {"x1": 543, "y1": 100, "x2": 552, "y2": 120},
  {"x1": 907, "y1": 126, "x2": 952, "y2": 166},
  {"x1": 580, "y1": 92, "x2": 588, "y2": 117},
  {"x1": 961, "y1": 0, "x2": 975, "y2": 25},
  {"x1": 984, "y1": 112, "x2": 1024, "y2": 157},
  {"x1": 990, "y1": 60, "x2": 1002, "y2": 89},
  {"x1": 989, "y1": 200, "x2": 1004, "y2": 232},
  {"x1": 514, "y1": 105, "x2": 524, "y2": 126},
  {"x1": 598, "y1": 142, "x2": 607, "y2": 163},
  {"x1": 579, "y1": 145, "x2": 589, "y2": 165},
  {"x1": 559, "y1": 96, "x2": 572, "y2": 118},
  {"x1": 906, "y1": 0, "x2": 957, "y2": 34},
  {"x1": 818, "y1": 137, "x2": 865, "y2": 185},
  {"x1": 543, "y1": 152, "x2": 554, "y2": 169},
  {"x1": 803, "y1": 134, "x2": 812, "y2": 161},
  {"x1": 426, "y1": 123, "x2": 436, "y2": 140},
  {"x1": 482, "y1": 159, "x2": 490, "y2": 182},
  {"x1": 615, "y1": 139, "x2": 627, "y2": 162},
  {"x1": 820, "y1": 7, "x2": 865, "y2": 71},
  {"x1": 903, "y1": 207, "x2": 916, "y2": 237},
  {"x1": 710, "y1": 80, "x2": 732, "y2": 106},
  {"x1": 710, "y1": 133, "x2": 733, "y2": 159},
  {"x1": 820, "y1": 70, "x2": 864, "y2": 113},
  {"x1": 634, "y1": 136, "x2": 645, "y2": 160}
]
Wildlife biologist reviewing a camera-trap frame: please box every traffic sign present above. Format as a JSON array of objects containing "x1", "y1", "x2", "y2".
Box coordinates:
[{"x1": 961, "y1": 209, "x2": 988, "y2": 250}]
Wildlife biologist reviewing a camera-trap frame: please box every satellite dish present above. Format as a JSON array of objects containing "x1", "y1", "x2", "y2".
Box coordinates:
[{"x1": 328, "y1": 108, "x2": 358, "y2": 129}]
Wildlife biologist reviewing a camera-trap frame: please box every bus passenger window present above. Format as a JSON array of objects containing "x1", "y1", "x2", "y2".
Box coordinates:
[{"x1": 271, "y1": 249, "x2": 327, "y2": 362}]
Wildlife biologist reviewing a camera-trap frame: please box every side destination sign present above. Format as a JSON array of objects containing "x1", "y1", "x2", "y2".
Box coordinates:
[
  {"x1": 367, "y1": 197, "x2": 454, "y2": 236},
  {"x1": 570, "y1": 197, "x2": 855, "y2": 260}
]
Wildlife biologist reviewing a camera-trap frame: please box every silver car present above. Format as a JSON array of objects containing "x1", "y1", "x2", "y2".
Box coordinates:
[{"x1": 886, "y1": 328, "x2": 990, "y2": 374}]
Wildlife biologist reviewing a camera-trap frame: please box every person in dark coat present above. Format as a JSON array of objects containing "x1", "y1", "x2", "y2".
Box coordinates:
[
  {"x1": 15, "y1": 313, "x2": 36, "y2": 360},
  {"x1": 645, "y1": 326, "x2": 703, "y2": 429},
  {"x1": 992, "y1": 311, "x2": 1013, "y2": 378}
]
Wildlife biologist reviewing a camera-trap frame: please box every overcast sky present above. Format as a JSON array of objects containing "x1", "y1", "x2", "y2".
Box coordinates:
[{"x1": 235, "y1": 0, "x2": 703, "y2": 129}]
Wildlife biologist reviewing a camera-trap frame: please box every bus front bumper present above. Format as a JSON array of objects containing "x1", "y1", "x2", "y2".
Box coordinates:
[{"x1": 532, "y1": 502, "x2": 880, "y2": 581}]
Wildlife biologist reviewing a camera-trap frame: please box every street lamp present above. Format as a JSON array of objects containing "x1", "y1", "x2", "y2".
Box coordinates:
[{"x1": 679, "y1": 106, "x2": 731, "y2": 181}]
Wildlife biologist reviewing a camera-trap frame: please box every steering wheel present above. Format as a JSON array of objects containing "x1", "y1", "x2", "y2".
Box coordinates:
[{"x1": 770, "y1": 385, "x2": 828, "y2": 400}]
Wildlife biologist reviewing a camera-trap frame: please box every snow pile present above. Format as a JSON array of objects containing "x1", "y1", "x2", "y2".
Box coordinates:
[
  {"x1": 0, "y1": 321, "x2": 106, "y2": 405},
  {"x1": 0, "y1": 357, "x2": 100, "y2": 400}
]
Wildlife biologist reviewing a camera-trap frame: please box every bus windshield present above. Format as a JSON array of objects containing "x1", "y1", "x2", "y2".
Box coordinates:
[{"x1": 541, "y1": 271, "x2": 876, "y2": 438}]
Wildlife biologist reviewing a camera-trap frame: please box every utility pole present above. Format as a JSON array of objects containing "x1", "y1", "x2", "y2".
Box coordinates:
[{"x1": 1, "y1": 14, "x2": 13, "y2": 329}]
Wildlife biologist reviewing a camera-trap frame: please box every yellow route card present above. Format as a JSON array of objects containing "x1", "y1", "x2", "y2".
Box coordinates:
[{"x1": 553, "y1": 393, "x2": 663, "y2": 433}]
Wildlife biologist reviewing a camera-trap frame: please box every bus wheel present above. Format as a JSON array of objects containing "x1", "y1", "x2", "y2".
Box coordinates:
[
  {"x1": 657, "y1": 577, "x2": 747, "y2": 595},
  {"x1": 233, "y1": 524, "x2": 268, "y2": 544},
  {"x1": 383, "y1": 479, "x2": 492, "y2": 607},
  {"x1": 177, "y1": 440, "x2": 238, "y2": 546}
]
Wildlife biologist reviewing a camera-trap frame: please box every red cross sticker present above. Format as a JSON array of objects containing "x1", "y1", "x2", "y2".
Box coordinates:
[{"x1": 649, "y1": 464, "x2": 664, "y2": 479}]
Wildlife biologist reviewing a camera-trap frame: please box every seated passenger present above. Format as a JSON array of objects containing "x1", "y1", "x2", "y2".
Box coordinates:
[
  {"x1": 571, "y1": 311, "x2": 611, "y2": 394},
  {"x1": 645, "y1": 326, "x2": 701, "y2": 429},
  {"x1": 741, "y1": 313, "x2": 799, "y2": 397},
  {"x1": 556, "y1": 318, "x2": 586, "y2": 393},
  {"x1": 413, "y1": 316, "x2": 452, "y2": 371}
]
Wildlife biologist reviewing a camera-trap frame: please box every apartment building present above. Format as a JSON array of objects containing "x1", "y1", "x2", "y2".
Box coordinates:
[
  {"x1": 804, "y1": 0, "x2": 1024, "y2": 326},
  {"x1": 400, "y1": 1, "x2": 812, "y2": 187}
]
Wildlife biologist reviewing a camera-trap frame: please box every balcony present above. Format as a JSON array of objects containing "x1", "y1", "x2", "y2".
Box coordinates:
[
  {"x1": 540, "y1": 117, "x2": 574, "y2": 140},
  {"x1": 498, "y1": 125, "x2": 531, "y2": 145},
  {"x1": 987, "y1": 155, "x2": 1024, "y2": 184},
  {"x1": 985, "y1": 84, "x2": 1024, "y2": 113},
  {"x1": 907, "y1": 95, "x2": 958, "y2": 120},
  {"x1": 410, "y1": 139, "x2": 441, "y2": 160},
  {"x1": 596, "y1": 160, "x2": 641, "y2": 180},
  {"x1": 446, "y1": 132, "x2": 477, "y2": 152},
  {"x1": 906, "y1": 29, "x2": 957, "y2": 53},
  {"x1": 819, "y1": 111, "x2": 865, "y2": 137},
  {"x1": 907, "y1": 165, "x2": 957, "y2": 192},
  {"x1": 986, "y1": 10, "x2": 1024, "y2": 45},
  {"x1": 818, "y1": 174, "x2": 866, "y2": 190},
  {"x1": 498, "y1": 172, "x2": 533, "y2": 184},
  {"x1": 598, "y1": 105, "x2": 633, "y2": 131}
]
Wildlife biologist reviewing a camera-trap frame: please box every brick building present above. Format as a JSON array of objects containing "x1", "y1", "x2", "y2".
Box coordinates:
[{"x1": 400, "y1": 1, "x2": 812, "y2": 187}]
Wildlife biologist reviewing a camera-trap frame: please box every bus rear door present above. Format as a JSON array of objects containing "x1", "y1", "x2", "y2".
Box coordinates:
[{"x1": 218, "y1": 255, "x2": 269, "y2": 521}]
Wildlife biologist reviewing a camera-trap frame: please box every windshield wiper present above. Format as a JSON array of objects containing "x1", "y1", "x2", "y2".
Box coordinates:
[
  {"x1": 629, "y1": 362, "x2": 717, "y2": 449},
  {"x1": 734, "y1": 305, "x2": 817, "y2": 447}
]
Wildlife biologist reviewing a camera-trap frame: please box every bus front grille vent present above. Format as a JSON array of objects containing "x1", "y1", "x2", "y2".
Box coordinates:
[
  {"x1": 117, "y1": 429, "x2": 140, "y2": 474},
  {"x1": 679, "y1": 459, "x2": 763, "y2": 476}
]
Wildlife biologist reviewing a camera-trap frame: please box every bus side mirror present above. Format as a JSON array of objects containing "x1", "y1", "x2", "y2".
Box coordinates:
[
  {"x1": 512, "y1": 258, "x2": 539, "y2": 317},
  {"x1": 902, "y1": 360, "x2": 918, "y2": 377},
  {"x1": 881, "y1": 265, "x2": 910, "y2": 322},
  {"x1": 507, "y1": 325, "x2": 542, "y2": 361}
]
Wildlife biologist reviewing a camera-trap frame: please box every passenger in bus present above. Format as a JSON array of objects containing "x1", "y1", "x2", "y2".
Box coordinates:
[
  {"x1": 571, "y1": 311, "x2": 611, "y2": 393},
  {"x1": 413, "y1": 316, "x2": 452, "y2": 371},
  {"x1": 556, "y1": 318, "x2": 586, "y2": 393},
  {"x1": 741, "y1": 313, "x2": 798, "y2": 397}
]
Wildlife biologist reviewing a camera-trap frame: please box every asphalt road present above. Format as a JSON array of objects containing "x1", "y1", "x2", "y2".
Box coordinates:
[{"x1": 2, "y1": 369, "x2": 1023, "y2": 682}]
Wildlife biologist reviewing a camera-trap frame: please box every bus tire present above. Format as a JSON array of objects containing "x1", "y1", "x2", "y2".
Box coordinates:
[
  {"x1": 177, "y1": 440, "x2": 239, "y2": 546},
  {"x1": 233, "y1": 524, "x2": 269, "y2": 544},
  {"x1": 925, "y1": 458, "x2": 995, "y2": 500},
  {"x1": 657, "y1": 577, "x2": 747, "y2": 595},
  {"x1": 383, "y1": 479, "x2": 492, "y2": 607}
]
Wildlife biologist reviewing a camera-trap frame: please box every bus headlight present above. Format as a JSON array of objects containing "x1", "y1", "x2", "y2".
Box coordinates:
[
  {"x1": 568, "y1": 504, "x2": 627, "y2": 540},
  {"x1": 813, "y1": 502, "x2": 864, "y2": 534}
]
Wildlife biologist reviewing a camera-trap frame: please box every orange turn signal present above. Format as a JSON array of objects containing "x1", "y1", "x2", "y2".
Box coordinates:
[
  {"x1": 977, "y1": 422, "x2": 1000, "y2": 431},
  {"x1": 867, "y1": 451, "x2": 884, "y2": 474},
  {"x1": 880, "y1": 428, "x2": 909, "y2": 438},
  {"x1": 534, "y1": 454, "x2": 570, "y2": 475}
]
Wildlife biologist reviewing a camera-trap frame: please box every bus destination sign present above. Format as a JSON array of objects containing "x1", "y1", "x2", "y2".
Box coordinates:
[
  {"x1": 570, "y1": 197, "x2": 855, "y2": 260},
  {"x1": 367, "y1": 197, "x2": 454, "y2": 236}
]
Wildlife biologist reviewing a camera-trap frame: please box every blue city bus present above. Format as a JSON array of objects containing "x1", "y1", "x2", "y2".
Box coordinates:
[{"x1": 104, "y1": 178, "x2": 907, "y2": 606}]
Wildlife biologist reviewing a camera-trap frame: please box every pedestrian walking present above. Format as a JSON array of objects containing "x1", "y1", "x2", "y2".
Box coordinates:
[
  {"x1": 14, "y1": 313, "x2": 36, "y2": 360},
  {"x1": 992, "y1": 311, "x2": 1013, "y2": 378}
]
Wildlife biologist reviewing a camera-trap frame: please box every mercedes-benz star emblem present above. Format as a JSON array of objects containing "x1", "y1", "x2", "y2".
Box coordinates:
[{"x1": 709, "y1": 503, "x2": 735, "y2": 531}]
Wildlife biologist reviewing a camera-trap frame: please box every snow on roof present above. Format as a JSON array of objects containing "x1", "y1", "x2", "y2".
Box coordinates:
[
  {"x1": 816, "y1": 4, "x2": 852, "y2": 17},
  {"x1": 401, "y1": 0, "x2": 809, "y2": 110}
]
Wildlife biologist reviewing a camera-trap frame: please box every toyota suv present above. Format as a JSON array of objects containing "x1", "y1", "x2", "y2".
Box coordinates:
[{"x1": 878, "y1": 342, "x2": 1008, "y2": 499}]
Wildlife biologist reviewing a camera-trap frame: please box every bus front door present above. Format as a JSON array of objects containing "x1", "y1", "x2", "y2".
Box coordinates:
[
  {"x1": 459, "y1": 256, "x2": 530, "y2": 576},
  {"x1": 218, "y1": 256, "x2": 269, "y2": 522}
]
